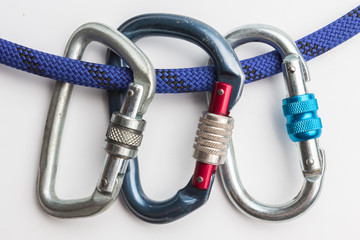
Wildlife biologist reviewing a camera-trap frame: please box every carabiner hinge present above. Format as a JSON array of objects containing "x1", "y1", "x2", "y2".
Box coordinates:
[
  {"x1": 282, "y1": 54, "x2": 309, "y2": 97},
  {"x1": 192, "y1": 82, "x2": 234, "y2": 189},
  {"x1": 208, "y1": 82, "x2": 232, "y2": 116}
]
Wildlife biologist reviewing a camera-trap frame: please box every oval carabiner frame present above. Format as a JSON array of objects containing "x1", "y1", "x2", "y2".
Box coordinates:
[
  {"x1": 107, "y1": 13, "x2": 244, "y2": 223},
  {"x1": 217, "y1": 24, "x2": 326, "y2": 221},
  {"x1": 37, "y1": 22, "x2": 156, "y2": 218}
]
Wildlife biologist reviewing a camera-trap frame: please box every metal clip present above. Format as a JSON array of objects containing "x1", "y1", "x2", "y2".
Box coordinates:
[
  {"x1": 37, "y1": 22, "x2": 155, "y2": 218},
  {"x1": 218, "y1": 24, "x2": 325, "y2": 221},
  {"x1": 107, "y1": 13, "x2": 244, "y2": 223}
]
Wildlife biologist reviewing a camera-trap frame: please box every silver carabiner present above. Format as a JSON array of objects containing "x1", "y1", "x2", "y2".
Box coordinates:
[
  {"x1": 218, "y1": 24, "x2": 325, "y2": 221},
  {"x1": 37, "y1": 22, "x2": 156, "y2": 218}
]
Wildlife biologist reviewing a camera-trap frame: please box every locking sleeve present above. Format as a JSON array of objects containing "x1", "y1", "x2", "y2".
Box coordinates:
[
  {"x1": 97, "y1": 112, "x2": 146, "y2": 194},
  {"x1": 282, "y1": 93, "x2": 322, "y2": 142},
  {"x1": 193, "y1": 112, "x2": 234, "y2": 165},
  {"x1": 104, "y1": 113, "x2": 146, "y2": 159}
]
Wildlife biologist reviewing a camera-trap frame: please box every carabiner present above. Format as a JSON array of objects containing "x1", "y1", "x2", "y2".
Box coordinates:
[
  {"x1": 218, "y1": 24, "x2": 325, "y2": 221},
  {"x1": 37, "y1": 22, "x2": 156, "y2": 218},
  {"x1": 107, "y1": 13, "x2": 244, "y2": 223}
]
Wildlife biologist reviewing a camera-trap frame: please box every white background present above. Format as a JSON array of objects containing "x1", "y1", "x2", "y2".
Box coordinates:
[{"x1": 0, "y1": 0, "x2": 359, "y2": 239}]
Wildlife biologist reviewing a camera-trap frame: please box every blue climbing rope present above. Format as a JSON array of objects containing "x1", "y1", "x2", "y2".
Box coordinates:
[{"x1": 0, "y1": 5, "x2": 359, "y2": 93}]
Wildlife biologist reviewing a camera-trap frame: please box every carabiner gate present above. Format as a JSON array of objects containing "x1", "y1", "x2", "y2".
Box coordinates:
[
  {"x1": 107, "y1": 13, "x2": 244, "y2": 223},
  {"x1": 218, "y1": 24, "x2": 325, "y2": 221},
  {"x1": 37, "y1": 22, "x2": 155, "y2": 218}
]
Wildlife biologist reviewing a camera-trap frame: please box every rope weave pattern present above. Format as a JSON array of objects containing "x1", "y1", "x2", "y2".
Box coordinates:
[{"x1": 0, "y1": 5, "x2": 359, "y2": 93}]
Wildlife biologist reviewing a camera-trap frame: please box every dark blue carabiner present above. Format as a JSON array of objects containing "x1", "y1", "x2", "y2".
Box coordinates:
[{"x1": 106, "y1": 13, "x2": 244, "y2": 224}]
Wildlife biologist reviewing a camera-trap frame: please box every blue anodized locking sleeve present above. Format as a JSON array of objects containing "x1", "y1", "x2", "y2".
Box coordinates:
[{"x1": 282, "y1": 93, "x2": 322, "y2": 142}]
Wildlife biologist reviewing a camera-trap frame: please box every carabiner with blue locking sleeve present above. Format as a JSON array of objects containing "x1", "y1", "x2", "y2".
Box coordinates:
[
  {"x1": 37, "y1": 22, "x2": 156, "y2": 218},
  {"x1": 218, "y1": 24, "x2": 325, "y2": 221},
  {"x1": 107, "y1": 13, "x2": 245, "y2": 223}
]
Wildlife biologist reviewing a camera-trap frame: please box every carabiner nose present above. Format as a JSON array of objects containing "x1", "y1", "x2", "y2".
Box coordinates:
[
  {"x1": 37, "y1": 22, "x2": 155, "y2": 218},
  {"x1": 107, "y1": 13, "x2": 244, "y2": 223},
  {"x1": 219, "y1": 24, "x2": 325, "y2": 221}
]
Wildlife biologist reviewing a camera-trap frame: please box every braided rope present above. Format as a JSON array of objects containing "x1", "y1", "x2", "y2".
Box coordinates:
[{"x1": 0, "y1": 5, "x2": 359, "y2": 93}]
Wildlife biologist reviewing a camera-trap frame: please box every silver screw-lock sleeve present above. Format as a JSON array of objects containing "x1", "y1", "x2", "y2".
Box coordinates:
[
  {"x1": 98, "y1": 112, "x2": 146, "y2": 194},
  {"x1": 104, "y1": 113, "x2": 146, "y2": 159},
  {"x1": 193, "y1": 112, "x2": 234, "y2": 165}
]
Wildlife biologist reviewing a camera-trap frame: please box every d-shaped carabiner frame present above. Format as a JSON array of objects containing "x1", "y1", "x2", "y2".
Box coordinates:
[
  {"x1": 218, "y1": 24, "x2": 325, "y2": 221},
  {"x1": 37, "y1": 22, "x2": 156, "y2": 218},
  {"x1": 107, "y1": 13, "x2": 244, "y2": 223}
]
